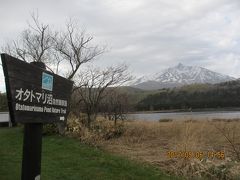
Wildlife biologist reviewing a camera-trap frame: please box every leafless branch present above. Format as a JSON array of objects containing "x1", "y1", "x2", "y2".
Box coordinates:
[
  {"x1": 55, "y1": 20, "x2": 105, "y2": 80},
  {"x1": 73, "y1": 64, "x2": 132, "y2": 128}
]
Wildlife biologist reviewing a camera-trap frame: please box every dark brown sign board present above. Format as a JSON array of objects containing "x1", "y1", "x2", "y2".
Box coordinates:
[{"x1": 1, "y1": 53, "x2": 73, "y2": 123}]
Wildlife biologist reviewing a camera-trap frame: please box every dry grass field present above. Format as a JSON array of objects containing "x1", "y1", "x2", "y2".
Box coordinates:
[{"x1": 67, "y1": 117, "x2": 240, "y2": 179}]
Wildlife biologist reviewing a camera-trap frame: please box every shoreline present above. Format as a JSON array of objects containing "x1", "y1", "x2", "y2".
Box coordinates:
[{"x1": 128, "y1": 107, "x2": 240, "y2": 114}]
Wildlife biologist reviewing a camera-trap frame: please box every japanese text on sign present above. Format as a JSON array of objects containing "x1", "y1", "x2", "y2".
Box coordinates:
[{"x1": 15, "y1": 88, "x2": 67, "y2": 107}]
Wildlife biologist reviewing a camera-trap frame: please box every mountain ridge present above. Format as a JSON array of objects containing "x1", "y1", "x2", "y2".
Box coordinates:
[{"x1": 131, "y1": 63, "x2": 235, "y2": 90}]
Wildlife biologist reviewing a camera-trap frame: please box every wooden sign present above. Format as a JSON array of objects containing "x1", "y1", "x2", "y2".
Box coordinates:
[{"x1": 1, "y1": 53, "x2": 73, "y2": 123}]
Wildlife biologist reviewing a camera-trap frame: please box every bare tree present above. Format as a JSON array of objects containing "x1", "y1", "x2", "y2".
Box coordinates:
[
  {"x1": 2, "y1": 13, "x2": 105, "y2": 133},
  {"x1": 2, "y1": 14, "x2": 104, "y2": 78},
  {"x1": 2, "y1": 13, "x2": 56, "y2": 72},
  {"x1": 54, "y1": 20, "x2": 105, "y2": 80},
  {"x1": 74, "y1": 64, "x2": 132, "y2": 128},
  {"x1": 101, "y1": 89, "x2": 129, "y2": 126}
]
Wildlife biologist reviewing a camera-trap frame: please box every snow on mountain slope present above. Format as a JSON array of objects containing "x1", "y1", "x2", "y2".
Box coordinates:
[{"x1": 131, "y1": 63, "x2": 235, "y2": 90}]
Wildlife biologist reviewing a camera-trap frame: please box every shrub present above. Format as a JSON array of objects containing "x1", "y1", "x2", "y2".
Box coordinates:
[
  {"x1": 92, "y1": 119, "x2": 125, "y2": 140},
  {"x1": 66, "y1": 116, "x2": 125, "y2": 145}
]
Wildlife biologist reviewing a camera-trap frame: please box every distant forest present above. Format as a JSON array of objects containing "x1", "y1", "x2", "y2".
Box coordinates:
[{"x1": 136, "y1": 80, "x2": 240, "y2": 111}]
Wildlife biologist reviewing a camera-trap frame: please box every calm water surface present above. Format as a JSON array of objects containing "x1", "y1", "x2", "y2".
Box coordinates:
[
  {"x1": 1, "y1": 111, "x2": 240, "y2": 122},
  {"x1": 0, "y1": 112, "x2": 9, "y2": 122},
  {"x1": 127, "y1": 111, "x2": 240, "y2": 121}
]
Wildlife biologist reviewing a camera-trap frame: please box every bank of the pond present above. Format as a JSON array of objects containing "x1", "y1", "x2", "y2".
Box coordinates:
[
  {"x1": 127, "y1": 110, "x2": 240, "y2": 121},
  {"x1": 129, "y1": 107, "x2": 240, "y2": 114},
  {"x1": 0, "y1": 127, "x2": 175, "y2": 180}
]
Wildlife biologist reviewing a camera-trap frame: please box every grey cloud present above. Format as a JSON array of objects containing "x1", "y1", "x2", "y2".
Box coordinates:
[{"x1": 1, "y1": 0, "x2": 240, "y2": 92}]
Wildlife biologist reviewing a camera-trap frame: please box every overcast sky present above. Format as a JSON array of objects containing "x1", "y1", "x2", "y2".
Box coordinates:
[{"x1": 1, "y1": 0, "x2": 240, "y2": 92}]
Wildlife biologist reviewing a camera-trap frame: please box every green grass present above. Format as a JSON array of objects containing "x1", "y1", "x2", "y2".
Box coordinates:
[{"x1": 0, "y1": 127, "x2": 178, "y2": 180}]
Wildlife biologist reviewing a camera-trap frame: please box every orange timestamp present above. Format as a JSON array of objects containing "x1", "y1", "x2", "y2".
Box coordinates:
[{"x1": 166, "y1": 151, "x2": 225, "y2": 160}]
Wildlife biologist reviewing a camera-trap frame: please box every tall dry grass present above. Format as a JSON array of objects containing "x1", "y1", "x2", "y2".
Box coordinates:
[
  {"x1": 66, "y1": 116, "x2": 240, "y2": 179},
  {"x1": 101, "y1": 119, "x2": 240, "y2": 179}
]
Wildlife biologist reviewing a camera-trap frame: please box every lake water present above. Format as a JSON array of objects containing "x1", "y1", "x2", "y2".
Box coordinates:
[
  {"x1": 2, "y1": 111, "x2": 240, "y2": 122},
  {"x1": 127, "y1": 111, "x2": 240, "y2": 121},
  {"x1": 0, "y1": 112, "x2": 9, "y2": 122}
]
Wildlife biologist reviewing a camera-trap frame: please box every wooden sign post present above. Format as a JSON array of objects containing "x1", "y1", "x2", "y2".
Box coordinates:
[{"x1": 1, "y1": 54, "x2": 73, "y2": 180}]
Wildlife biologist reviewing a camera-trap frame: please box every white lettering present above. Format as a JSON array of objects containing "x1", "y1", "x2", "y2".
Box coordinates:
[
  {"x1": 51, "y1": 107, "x2": 60, "y2": 113},
  {"x1": 61, "y1": 108, "x2": 66, "y2": 114},
  {"x1": 15, "y1": 103, "x2": 68, "y2": 115},
  {"x1": 15, "y1": 103, "x2": 44, "y2": 112},
  {"x1": 44, "y1": 107, "x2": 51, "y2": 113}
]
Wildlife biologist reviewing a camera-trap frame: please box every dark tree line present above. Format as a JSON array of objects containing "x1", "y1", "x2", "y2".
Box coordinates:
[{"x1": 136, "y1": 80, "x2": 240, "y2": 111}]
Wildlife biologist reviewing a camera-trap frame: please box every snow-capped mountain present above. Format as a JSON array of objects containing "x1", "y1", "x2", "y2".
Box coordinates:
[{"x1": 131, "y1": 63, "x2": 236, "y2": 90}]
